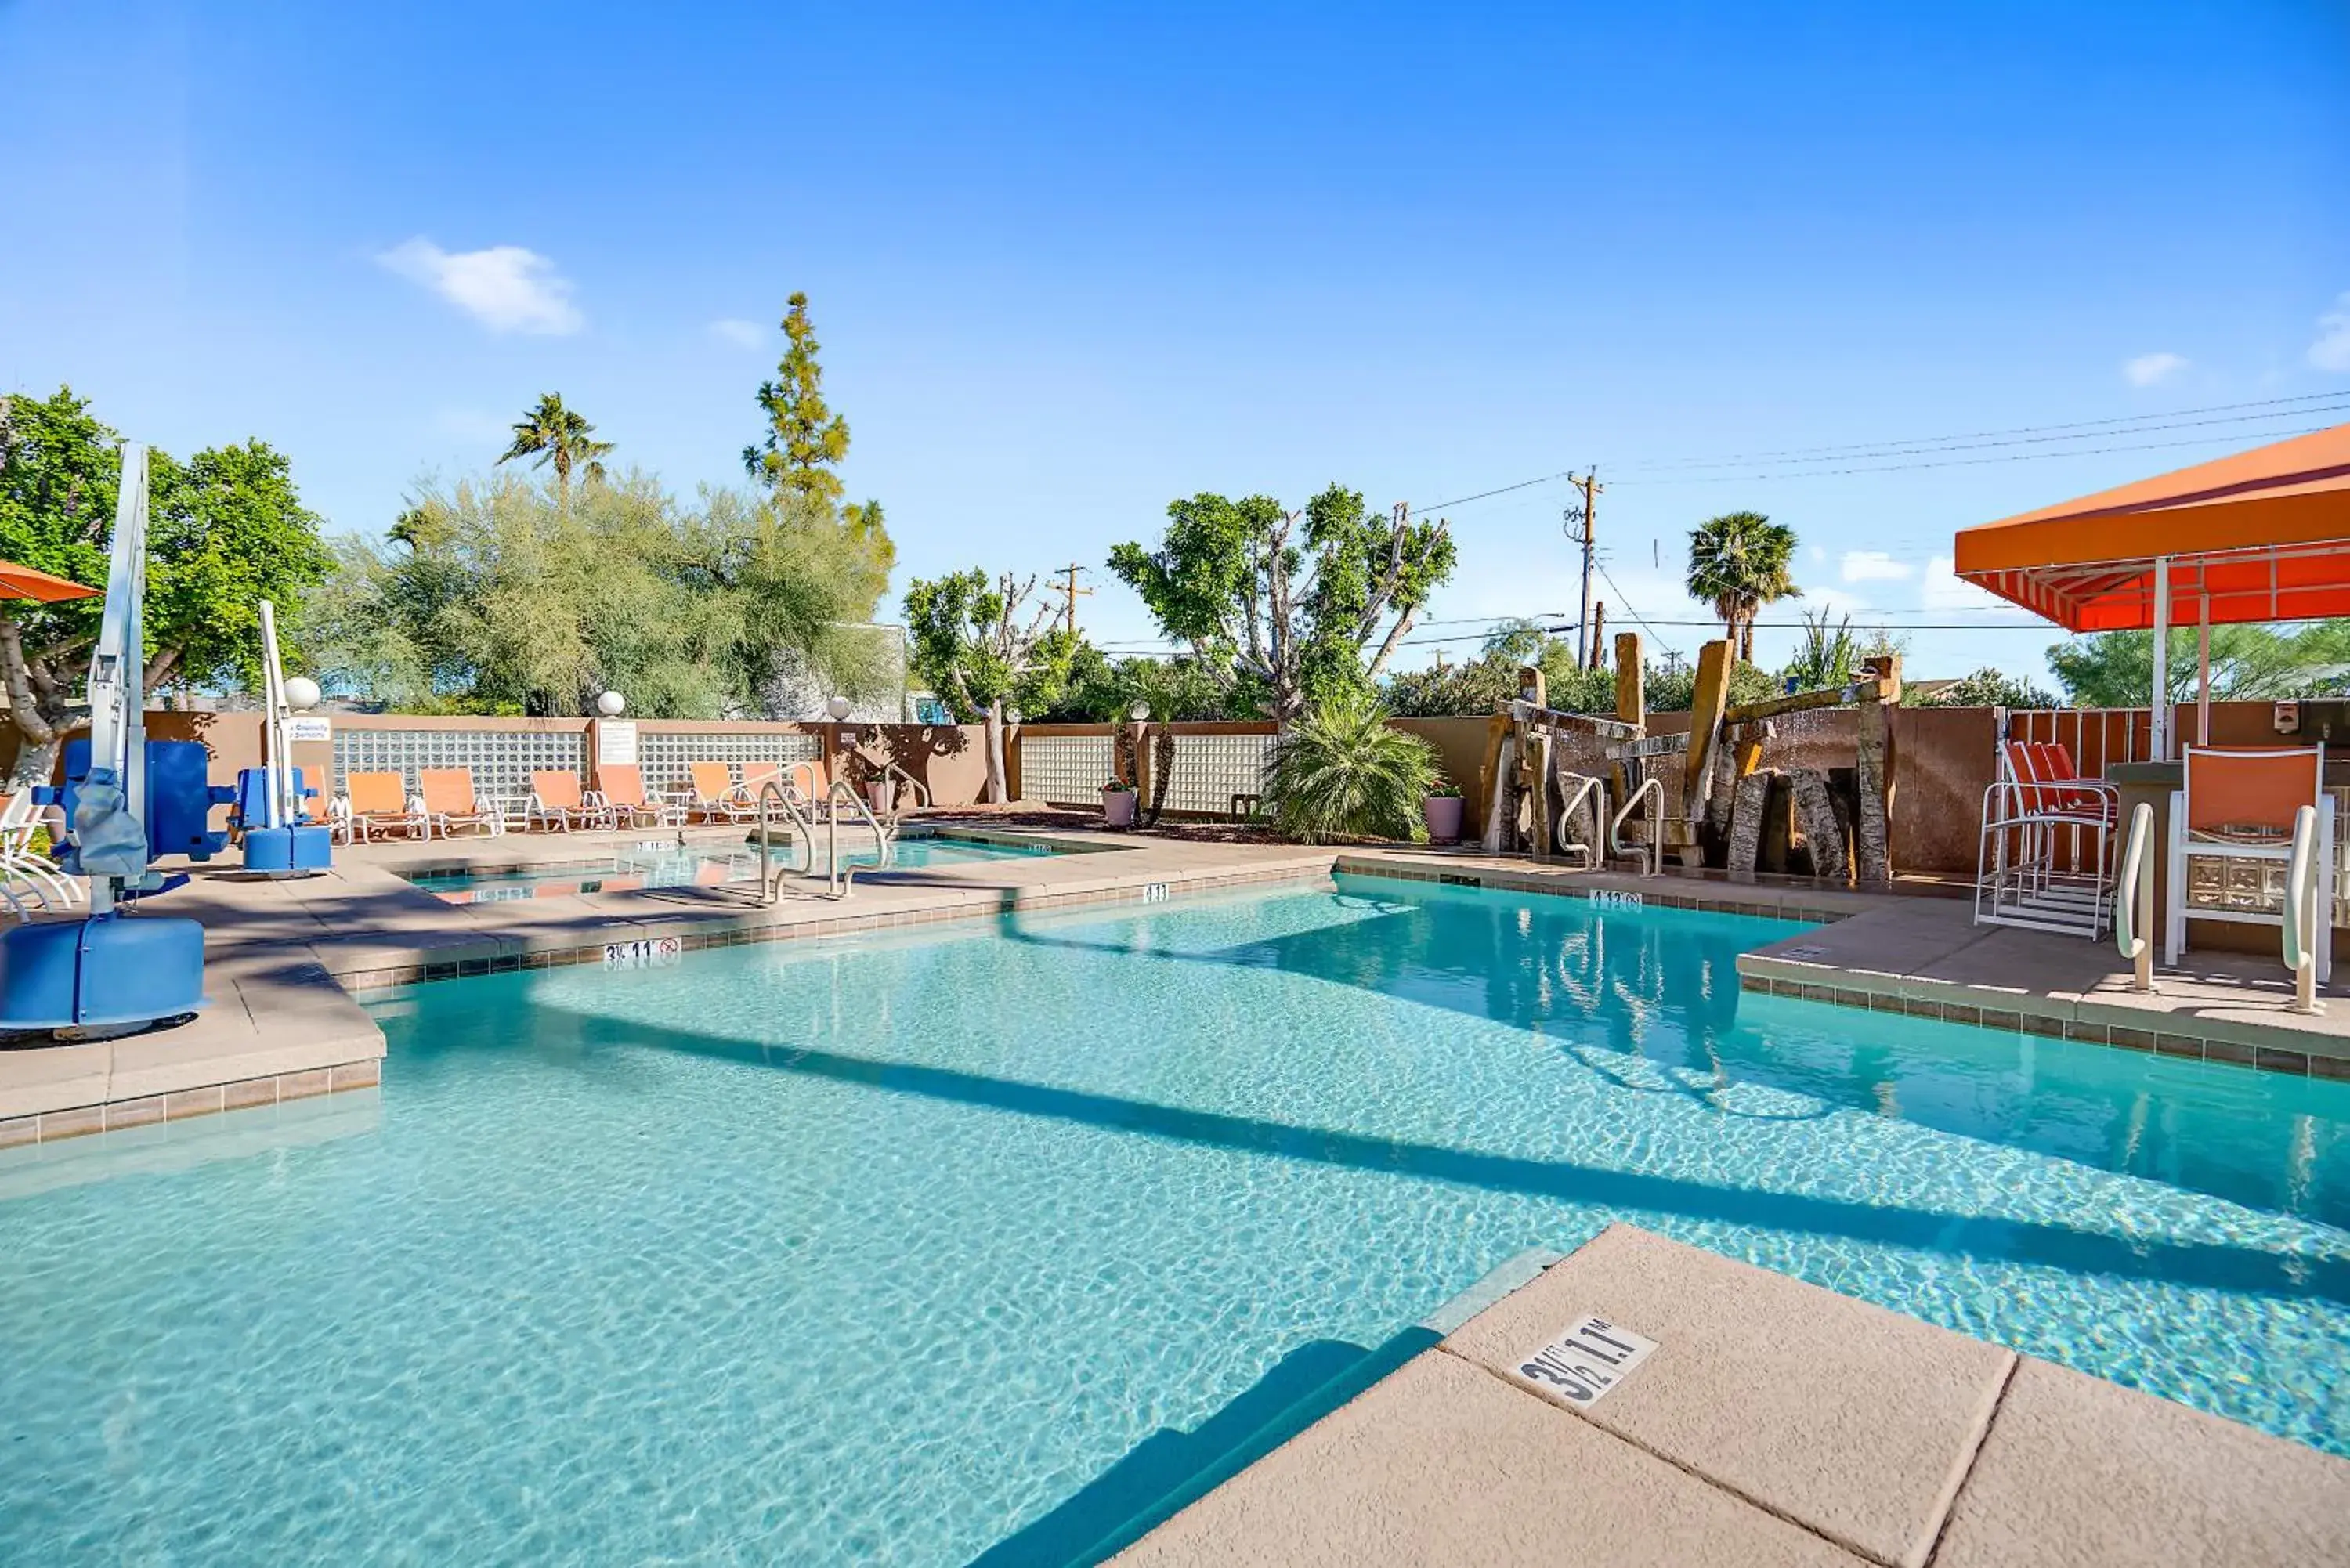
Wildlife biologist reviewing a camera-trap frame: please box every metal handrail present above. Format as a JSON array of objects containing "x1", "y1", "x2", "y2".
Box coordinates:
[
  {"x1": 756, "y1": 779, "x2": 823, "y2": 905},
  {"x1": 2113, "y1": 800, "x2": 2153, "y2": 992},
  {"x1": 1609, "y1": 775, "x2": 1664, "y2": 876},
  {"x1": 822, "y1": 778, "x2": 893, "y2": 896},
  {"x1": 1555, "y1": 772, "x2": 1603, "y2": 870},
  {"x1": 876, "y1": 761, "x2": 931, "y2": 822},
  {"x1": 2283, "y1": 803, "x2": 2322, "y2": 1015}
]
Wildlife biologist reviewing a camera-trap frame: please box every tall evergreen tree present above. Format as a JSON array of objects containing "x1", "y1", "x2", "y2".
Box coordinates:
[{"x1": 743, "y1": 291, "x2": 893, "y2": 570}]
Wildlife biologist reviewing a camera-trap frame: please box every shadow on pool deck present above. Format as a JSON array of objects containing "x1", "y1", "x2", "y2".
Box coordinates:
[
  {"x1": 526, "y1": 1004, "x2": 2350, "y2": 1310},
  {"x1": 969, "y1": 1327, "x2": 1440, "y2": 1568}
]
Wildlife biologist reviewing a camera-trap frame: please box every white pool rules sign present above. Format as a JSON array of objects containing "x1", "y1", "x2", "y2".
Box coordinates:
[{"x1": 1506, "y1": 1315, "x2": 1658, "y2": 1407}]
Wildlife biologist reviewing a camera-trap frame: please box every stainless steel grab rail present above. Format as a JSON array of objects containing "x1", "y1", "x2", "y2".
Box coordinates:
[
  {"x1": 1609, "y1": 776, "x2": 1663, "y2": 876},
  {"x1": 1556, "y1": 773, "x2": 1603, "y2": 871},
  {"x1": 2113, "y1": 800, "x2": 2153, "y2": 993},
  {"x1": 2283, "y1": 802, "x2": 2323, "y2": 1015}
]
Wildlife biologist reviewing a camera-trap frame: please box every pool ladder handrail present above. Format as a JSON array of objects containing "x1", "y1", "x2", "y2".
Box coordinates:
[
  {"x1": 1555, "y1": 771, "x2": 1603, "y2": 871},
  {"x1": 1609, "y1": 775, "x2": 1664, "y2": 877},
  {"x1": 873, "y1": 761, "x2": 931, "y2": 825},
  {"x1": 2283, "y1": 802, "x2": 2324, "y2": 1016},
  {"x1": 2113, "y1": 800, "x2": 2154, "y2": 993},
  {"x1": 755, "y1": 778, "x2": 893, "y2": 902}
]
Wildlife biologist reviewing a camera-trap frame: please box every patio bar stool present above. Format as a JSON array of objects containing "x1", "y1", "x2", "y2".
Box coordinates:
[{"x1": 2164, "y1": 744, "x2": 2334, "y2": 981}]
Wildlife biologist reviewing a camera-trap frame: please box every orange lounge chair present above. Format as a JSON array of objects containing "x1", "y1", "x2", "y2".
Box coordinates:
[
  {"x1": 338, "y1": 771, "x2": 427, "y2": 843},
  {"x1": 418, "y1": 768, "x2": 499, "y2": 840},
  {"x1": 686, "y1": 761, "x2": 754, "y2": 823},
  {"x1": 588, "y1": 764, "x2": 683, "y2": 829},
  {"x1": 529, "y1": 769, "x2": 610, "y2": 833}
]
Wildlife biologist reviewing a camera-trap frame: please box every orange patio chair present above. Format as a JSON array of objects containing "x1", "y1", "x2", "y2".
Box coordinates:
[
  {"x1": 418, "y1": 768, "x2": 499, "y2": 840},
  {"x1": 587, "y1": 764, "x2": 683, "y2": 829},
  {"x1": 337, "y1": 771, "x2": 427, "y2": 843},
  {"x1": 687, "y1": 761, "x2": 754, "y2": 822},
  {"x1": 530, "y1": 770, "x2": 610, "y2": 833},
  {"x1": 2165, "y1": 744, "x2": 2333, "y2": 978}
]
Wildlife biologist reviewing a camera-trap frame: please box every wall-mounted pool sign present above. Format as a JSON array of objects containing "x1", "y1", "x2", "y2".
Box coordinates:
[
  {"x1": 597, "y1": 720, "x2": 638, "y2": 766},
  {"x1": 1142, "y1": 883, "x2": 1170, "y2": 902},
  {"x1": 1589, "y1": 888, "x2": 1643, "y2": 912},
  {"x1": 287, "y1": 717, "x2": 332, "y2": 743},
  {"x1": 602, "y1": 936, "x2": 682, "y2": 970},
  {"x1": 1507, "y1": 1315, "x2": 1658, "y2": 1407}
]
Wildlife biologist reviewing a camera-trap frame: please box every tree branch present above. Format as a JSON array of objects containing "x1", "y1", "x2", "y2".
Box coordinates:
[{"x1": 0, "y1": 616, "x2": 57, "y2": 747}]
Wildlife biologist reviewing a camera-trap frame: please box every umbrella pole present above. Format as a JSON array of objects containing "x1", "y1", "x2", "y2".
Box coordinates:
[{"x1": 2151, "y1": 555, "x2": 2171, "y2": 760}]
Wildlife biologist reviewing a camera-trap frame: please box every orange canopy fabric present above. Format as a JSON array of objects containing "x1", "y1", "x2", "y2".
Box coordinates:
[
  {"x1": 0, "y1": 559, "x2": 99, "y2": 603},
  {"x1": 1952, "y1": 421, "x2": 2350, "y2": 631}
]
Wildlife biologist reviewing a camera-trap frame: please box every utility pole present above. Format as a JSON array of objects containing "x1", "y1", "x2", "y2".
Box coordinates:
[
  {"x1": 1588, "y1": 600, "x2": 1606, "y2": 670},
  {"x1": 1561, "y1": 469, "x2": 1603, "y2": 668},
  {"x1": 1050, "y1": 563, "x2": 1094, "y2": 639}
]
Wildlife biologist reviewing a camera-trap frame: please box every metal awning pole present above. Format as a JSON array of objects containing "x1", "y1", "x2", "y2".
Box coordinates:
[
  {"x1": 2195, "y1": 586, "x2": 2211, "y2": 748},
  {"x1": 2150, "y1": 555, "x2": 2171, "y2": 760}
]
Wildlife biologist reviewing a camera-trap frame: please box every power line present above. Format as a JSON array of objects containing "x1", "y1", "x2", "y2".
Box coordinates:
[{"x1": 1608, "y1": 422, "x2": 2342, "y2": 486}]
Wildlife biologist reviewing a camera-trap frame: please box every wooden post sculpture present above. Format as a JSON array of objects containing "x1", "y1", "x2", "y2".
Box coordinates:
[{"x1": 1855, "y1": 653, "x2": 1903, "y2": 886}]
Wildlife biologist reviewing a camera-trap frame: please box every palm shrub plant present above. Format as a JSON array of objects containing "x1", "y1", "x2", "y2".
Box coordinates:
[{"x1": 1262, "y1": 688, "x2": 1440, "y2": 844}]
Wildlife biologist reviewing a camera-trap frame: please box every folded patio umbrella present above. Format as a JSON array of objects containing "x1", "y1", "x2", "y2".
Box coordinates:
[{"x1": 0, "y1": 559, "x2": 100, "y2": 602}]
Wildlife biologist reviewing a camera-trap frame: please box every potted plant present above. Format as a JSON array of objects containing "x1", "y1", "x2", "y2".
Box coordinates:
[
  {"x1": 1422, "y1": 769, "x2": 1465, "y2": 844},
  {"x1": 1101, "y1": 778, "x2": 1138, "y2": 829}
]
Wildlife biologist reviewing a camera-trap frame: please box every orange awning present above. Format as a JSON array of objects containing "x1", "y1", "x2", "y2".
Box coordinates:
[
  {"x1": 1952, "y1": 422, "x2": 2350, "y2": 632},
  {"x1": 0, "y1": 559, "x2": 99, "y2": 603}
]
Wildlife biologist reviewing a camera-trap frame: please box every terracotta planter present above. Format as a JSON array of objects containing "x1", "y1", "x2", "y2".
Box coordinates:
[
  {"x1": 1423, "y1": 794, "x2": 1464, "y2": 843},
  {"x1": 866, "y1": 780, "x2": 895, "y2": 816},
  {"x1": 1102, "y1": 788, "x2": 1137, "y2": 829}
]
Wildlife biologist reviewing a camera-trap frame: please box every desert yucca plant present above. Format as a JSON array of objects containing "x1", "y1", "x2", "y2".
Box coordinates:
[{"x1": 1262, "y1": 688, "x2": 1440, "y2": 844}]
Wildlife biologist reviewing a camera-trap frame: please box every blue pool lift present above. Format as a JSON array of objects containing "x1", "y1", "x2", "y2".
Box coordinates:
[
  {"x1": 237, "y1": 598, "x2": 333, "y2": 874},
  {"x1": 0, "y1": 444, "x2": 210, "y2": 1031}
]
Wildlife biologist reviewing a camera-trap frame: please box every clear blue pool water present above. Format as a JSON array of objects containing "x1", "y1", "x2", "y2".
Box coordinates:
[
  {"x1": 406, "y1": 833, "x2": 1052, "y2": 901},
  {"x1": 2, "y1": 876, "x2": 2345, "y2": 1564}
]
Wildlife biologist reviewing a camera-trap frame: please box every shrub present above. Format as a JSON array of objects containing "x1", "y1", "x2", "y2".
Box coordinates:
[{"x1": 1262, "y1": 689, "x2": 1440, "y2": 844}]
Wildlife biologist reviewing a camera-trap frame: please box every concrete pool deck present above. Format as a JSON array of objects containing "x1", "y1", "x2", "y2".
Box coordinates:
[{"x1": 1117, "y1": 1225, "x2": 2350, "y2": 1568}]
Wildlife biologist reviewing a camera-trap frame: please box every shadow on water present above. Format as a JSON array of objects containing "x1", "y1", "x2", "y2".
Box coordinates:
[
  {"x1": 967, "y1": 1327, "x2": 1438, "y2": 1568},
  {"x1": 988, "y1": 888, "x2": 2350, "y2": 1226},
  {"x1": 518, "y1": 1001, "x2": 2350, "y2": 1310}
]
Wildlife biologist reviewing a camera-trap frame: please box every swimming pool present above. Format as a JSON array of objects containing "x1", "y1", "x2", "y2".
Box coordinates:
[
  {"x1": 2, "y1": 876, "x2": 2344, "y2": 1563},
  {"x1": 404, "y1": 832, "x2": 1054, "y2": 902}
]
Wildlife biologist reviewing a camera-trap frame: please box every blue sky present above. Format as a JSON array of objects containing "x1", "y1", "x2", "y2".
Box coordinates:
[{"x1": 4, "y1": 1, "x2": 2346, "y2": 682}]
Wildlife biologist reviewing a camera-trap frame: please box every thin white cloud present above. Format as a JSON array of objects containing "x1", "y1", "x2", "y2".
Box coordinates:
[
  {"x1": 378, "y1": 237, "x2": 583, "y2": 335},
  {"x1": 709, "y1": 318, "x2": 764, "y2": 348},
  {"x1": 1922, "y1": 555, "x2": 2008, "y2": 613},
  {"x1": 1839, "y1": 550, "x2": 1913, "y2": 584},
  {"x1": 2122, "y1": 351, "x2": 2187, "y2": 387},
  {"x1": 2311, "y1": 293, "x2": 2350, "y2": 374}
]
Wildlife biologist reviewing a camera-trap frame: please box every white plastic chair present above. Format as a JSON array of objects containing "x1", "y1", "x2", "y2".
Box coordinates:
[{"x1": 0, "y1": 789, "x2": 83, "y2": 910}]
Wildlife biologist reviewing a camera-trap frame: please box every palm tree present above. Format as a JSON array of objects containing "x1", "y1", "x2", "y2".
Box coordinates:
[
  {"x1": 1686, "y1": 511, "x2": 1800, "y2": 662},
  {"x1": 497, "y1": 393, "x2": 614, "y2": 506}
]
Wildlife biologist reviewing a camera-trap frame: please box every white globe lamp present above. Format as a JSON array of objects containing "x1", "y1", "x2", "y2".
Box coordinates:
[
  {"x1": 283, "y1": 676, "x2": 322, "y2": 713},
  {"x1": 826, "y1": 695, "x2": 854, "y2": 722},
  {"x1": 1128, "y1": 700, "x2": 1151, "y2": 722},
  {"x1": 595, "y1": 690, "x2": 627, "y2": 717}
]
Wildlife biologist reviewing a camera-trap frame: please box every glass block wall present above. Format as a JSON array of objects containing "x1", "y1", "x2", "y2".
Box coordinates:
[
  {"x1": 636, "y1": 729, "x2": 820, "y2": 797},
  {"x1": 1158, "y1": 731, "x2": 1278, "y2": 817},
  {"x1": 2182, "y1": 785, "x2": 2350, "y2": 927},
  {"x1": 333, "y1": 727, "x2": 588, "y2": 800},
  {"x1": 1020, "y1": 734, "x2": 1116, "y2": 807}
]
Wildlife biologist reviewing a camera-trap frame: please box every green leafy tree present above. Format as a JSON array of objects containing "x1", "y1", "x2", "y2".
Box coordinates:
[
  {"x1": 1260, "y1": 687, "x2": 1440, "y2": 844},
  {"x1": 0, "y1": 388, "x2": 331, "y2": 784},
  {"x1": 1109, "y1": 485, "x2": 1455, "y2": 723},
  {"x1": 902, "y1": 569, "x2": 1057, "y2": 802},
  {"x1": 743, "y1": 291, "x2": 894, "y2": 575},
  {"x1": 2048, "y1": 623, "x2": 2350, "y2": 707},
  {"x1": 496, "y1": 392, "x2": 614, "y2": 507},
  {"x1": 301, "y1": 475, "x2": 891, "y2": 718},
  {"x1": 1686, "y1": 510, "x2": 1800, "y2": 662},
  {"x1": 1909, "y1": 667, "x2": 2058, "y2": 708}
]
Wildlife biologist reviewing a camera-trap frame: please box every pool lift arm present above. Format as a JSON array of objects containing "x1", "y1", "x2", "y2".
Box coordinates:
[{"x1": 0, "y1": 445, "x2": 209, "y2": 1031}]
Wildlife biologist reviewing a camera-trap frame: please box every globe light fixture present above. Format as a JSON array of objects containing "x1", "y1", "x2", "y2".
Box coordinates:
[
  {"x1": 283, "y1": 676, "x2": 323, "y2": 713},
  {"x1": 595, "y1": 690, "x2": 626, "y2": 717},
  {"x1": 826, "y1": 695, "x2": 854, "y2": 722},
  {"x1": 1006, "y1": 707, "x2": 1024, "y2": 726},
  {"x1": 1128, "y1": 700, "x2": 1151, "y2": 722}
]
